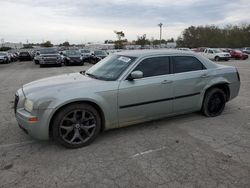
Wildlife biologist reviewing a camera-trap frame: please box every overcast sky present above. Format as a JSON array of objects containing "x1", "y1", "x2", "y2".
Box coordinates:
[{"x1": 0, "y1": 0, "x2": 249, "y2": 44}]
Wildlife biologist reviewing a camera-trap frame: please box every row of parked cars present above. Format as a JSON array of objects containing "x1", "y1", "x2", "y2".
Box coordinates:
[
  {"x1": 0, "y1": 50, "x2": 38, "y2": 64},
  {"x1": 34, "y1": 48, "x2": 108, "y2": 67},
  {"x1": 0, "y1": 48, "x2": 109, "y2": 67},
  {"x1": 178, "y1": 47, "x2": 249, "y2": 61}
]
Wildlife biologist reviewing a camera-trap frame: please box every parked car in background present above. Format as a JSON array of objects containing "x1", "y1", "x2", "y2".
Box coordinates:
[
  {"x1": 79, "y1": 49, "x2": 91, "y2": 57},
  {"x1": 33, "y1": 51, "x2": 40, "y2": 64},
  {"x1": 0, "y1": 52, "x2": 10, "y2": 64},
  {"x1": 229, "y1": 49, "x2": 248, "y2": 60},
  {"x1": 192, "y1": 47, "x2": 207, "y2": 53},
  {"x1": 203, "y1": 48, "x2": 230, "y2": 61},
  {"x1": 38, "y1": 48, "x2": 63, "y2": 67},
  {"x1": 242, "y1": 47, "x2": 250, "y2": 54},
  {"x1": 19, "y1": 51, "x2": 33, "y2": 61},
  {"x1": 62, "y1": 50, "x2": 84, "y2": 66},
  {"x1": 177, "y1": 48, "x2": 192, "y2": 51},
  {"x1": 14, "y1": 50, "x2": 240, "y2": 148},
  {"x1": 88, "y1": 50, "x2": 108, "y2": 64}
]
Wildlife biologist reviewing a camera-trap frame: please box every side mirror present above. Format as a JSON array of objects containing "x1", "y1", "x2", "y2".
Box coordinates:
[
  {"x1": 128, "y1": 71, "x2": 143, "y2": 80},
  {"x1": 36, "y1": 52, "x2": 40, "y2": 55}
]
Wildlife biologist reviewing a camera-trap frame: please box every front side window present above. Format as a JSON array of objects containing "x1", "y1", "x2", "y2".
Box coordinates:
[
  {"x1": 173, "y1": 56, "x2": 205, "y2": 73},
  {"x1": 133, "y1": 56, "x2": 170, "y2": 78}
]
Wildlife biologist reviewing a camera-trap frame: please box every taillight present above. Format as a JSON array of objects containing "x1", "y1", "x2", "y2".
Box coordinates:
[{"x1": 236, "y1": 69, "x2": 240, "y2": 81}]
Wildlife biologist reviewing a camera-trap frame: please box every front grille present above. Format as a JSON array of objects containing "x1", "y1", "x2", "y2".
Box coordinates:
[{"x1": 14, "y1": 94, "x2": 19, "y2": 113}]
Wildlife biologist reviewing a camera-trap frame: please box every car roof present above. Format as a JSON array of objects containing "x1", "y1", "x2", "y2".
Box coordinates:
[{"x1": 116, "y1": 49, "x2": 196, "y2": 57}]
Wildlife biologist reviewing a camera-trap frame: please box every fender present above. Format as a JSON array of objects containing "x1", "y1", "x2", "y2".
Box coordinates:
[{"x1": 199, "y1": 76, "x2": 230, "y2": 107}]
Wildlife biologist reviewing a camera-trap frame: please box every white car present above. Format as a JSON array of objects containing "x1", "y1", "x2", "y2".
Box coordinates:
[{"x1": 203, "y1": 48, "x2": 230, "y2": 61}]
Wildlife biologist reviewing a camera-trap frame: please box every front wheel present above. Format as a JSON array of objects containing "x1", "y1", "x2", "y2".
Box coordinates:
[
  {"x1": 215, "y1": 56, "x2": 220, "y2": 61},
  {"x1": 52, "y1": 103, "x2": 101, "y2": 148},
  {"x1": 202, "y1": 88, "x2": 226, "y2": 117}
]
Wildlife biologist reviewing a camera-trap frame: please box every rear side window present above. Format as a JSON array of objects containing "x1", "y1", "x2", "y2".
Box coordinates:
[
  {"x1": 173, "y1": 56, "x2": 205, "y2": 74},
  {"x1": 134, "y1": 56, "x2": 170, "y2": 78}
]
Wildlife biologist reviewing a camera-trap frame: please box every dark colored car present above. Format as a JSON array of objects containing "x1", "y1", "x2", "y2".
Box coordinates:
[
  {"x1": 62, "y1": 50, "x2": 84, "y2": 66},
  {"x1": 88, "y1": 50, "x2": 108, "y2": 64},
  {"x1": 19, "y1": 51, "x2": 33, "y2": 61},
  {"x1": 229, "y1": 49, "x2": 248, "y2": 60}
]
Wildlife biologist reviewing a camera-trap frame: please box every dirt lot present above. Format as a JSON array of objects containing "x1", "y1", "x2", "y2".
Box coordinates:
[{"x1": 0, "y1": 59, "x2": 250, "y2": 187}]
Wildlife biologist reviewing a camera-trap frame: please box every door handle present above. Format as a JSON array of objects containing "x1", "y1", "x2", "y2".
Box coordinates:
[
  {"x1": 161, "y1": 80, "x2": 173, "y2": 84},
  {"x1": 200, "y1": 74, "x2": 209, "y2": 78}
]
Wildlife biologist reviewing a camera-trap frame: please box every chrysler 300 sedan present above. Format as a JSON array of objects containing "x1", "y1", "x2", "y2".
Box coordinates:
[{"x1": 15, "y1": 50, "x2": 240, "y2": 148}]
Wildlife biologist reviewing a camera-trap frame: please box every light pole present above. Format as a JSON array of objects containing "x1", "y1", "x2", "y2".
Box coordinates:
[{"x1": 158, "y1": 23, "x2": 163, "y2": 46}]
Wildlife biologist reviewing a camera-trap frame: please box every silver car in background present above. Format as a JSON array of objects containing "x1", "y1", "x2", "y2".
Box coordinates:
[{"x1": 14, "y1": 50, "x2": 240, "y2": 148}]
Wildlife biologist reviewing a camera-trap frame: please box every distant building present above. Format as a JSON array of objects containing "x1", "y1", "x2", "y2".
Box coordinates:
[
  {"x1": 1, "y1": 42, "x2": 24, "y2": 49},
  {"x1": 85, "y1": 43, "x2": 115, "y2": 50},
  {"x1": 166, "y1": 42, "x2": 177, "y2": 48}
]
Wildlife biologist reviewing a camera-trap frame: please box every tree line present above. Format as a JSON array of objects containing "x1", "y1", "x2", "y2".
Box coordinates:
[{"x1": 176, "y1": 24, "x2": 250, "y2": 48}]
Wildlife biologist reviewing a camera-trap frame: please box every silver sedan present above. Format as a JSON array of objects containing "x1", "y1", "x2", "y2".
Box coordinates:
[{"x1": 15, "y1": 50, "x2": 240, "y2": 148}]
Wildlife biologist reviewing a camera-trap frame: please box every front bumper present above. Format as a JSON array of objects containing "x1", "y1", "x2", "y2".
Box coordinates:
[
  {"x1": 40, "y1": 58, "x2": 61, "y2": 64},
  {"x1": 14, "y1": 89, "x2": 52, "y2": 140},
  {"x1": 15, "y1": 108, "x2": 52, "y2": 140}
]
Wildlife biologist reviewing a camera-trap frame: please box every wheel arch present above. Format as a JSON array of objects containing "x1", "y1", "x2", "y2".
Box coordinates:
[
  {"x1": 203, "y1": 82, "x2": 230, "y2": 103},
  {"x1": 48, "y1": 100, "x2": 106, "y2": 139}
]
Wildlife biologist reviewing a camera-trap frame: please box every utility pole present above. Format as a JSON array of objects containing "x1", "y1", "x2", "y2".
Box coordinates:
[{"x1": 158, "y1": 23, "x2": 163, "y2": 47}]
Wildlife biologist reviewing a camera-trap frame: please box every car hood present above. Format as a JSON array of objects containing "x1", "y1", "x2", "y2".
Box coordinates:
[
  {"x1": 40, "y1": 54, "x2": 59, "y2": 57},
  {"x1": 0, "y1": 56, "x2": 5, "y2": 59},
  {"x1": 22, "y1": 72, "x2": 103, "y2": 96}
]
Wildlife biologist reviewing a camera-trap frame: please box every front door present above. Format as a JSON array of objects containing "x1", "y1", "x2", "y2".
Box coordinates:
[{"x1": 118, "y1": 56, "x2": 174, "y2": 127}]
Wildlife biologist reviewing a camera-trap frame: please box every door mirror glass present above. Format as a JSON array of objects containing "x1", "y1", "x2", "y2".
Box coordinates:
[{"x1": 129, "y1": 71, "x2": 143, "y2": 80}]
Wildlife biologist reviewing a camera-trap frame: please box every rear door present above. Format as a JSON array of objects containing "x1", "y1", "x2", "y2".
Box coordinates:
[
  {"x1": 172, "y1": 56, "x2": 208, "y2": 113},
  {"x1": 118, "y1": 56, "x2": 174, "y2": 127}
]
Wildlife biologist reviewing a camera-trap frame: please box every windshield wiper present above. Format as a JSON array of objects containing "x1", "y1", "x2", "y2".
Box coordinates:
[{"x1": 85, "y1": 72, "x2": 99, "y2": 80}]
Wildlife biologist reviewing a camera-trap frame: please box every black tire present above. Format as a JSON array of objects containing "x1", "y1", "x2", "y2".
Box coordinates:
[
  {"x1": 80, "y1": 62, "x2": 84, "y2": 66},
  {"x1": 40, "y1": 64, "x2": 44, "y2": 68},
  {"x1": 202, "y1": 88, "x2": 226, "y2": 117},
  {"x1": 90, "y1": 59, "x2": 96, "y2": 64},
  {"x1": 52, "y1": 103, "x2": 101, "y2": 148},
  {"x1": 215, "y1": 56, "x2": 220, "y2": 61}
]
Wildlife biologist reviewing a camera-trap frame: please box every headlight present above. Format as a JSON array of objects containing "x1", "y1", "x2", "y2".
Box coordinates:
[{"x1": 24, "y1": 99, "x2": 34, "y2": 112}]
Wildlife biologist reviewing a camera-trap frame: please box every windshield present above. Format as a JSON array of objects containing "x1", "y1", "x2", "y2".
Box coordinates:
[
  {"x1": 213, "y1": 49, "x2": 222, "y2": 53},
  {"x1": 65, "y1": 50, "x2": 81, "y2": 56},
  {"x1": 0, "y1": 52, "x2": 7, "y2": 56},
  {"x1": 80, "y1": 49, "x2": 90, "y2": 53},
  {"x1": 40, "y1": 48, "x2": 58, "y2": 54},
  {"x1": 86, "y1": 55, "x2": 137, "y2": 81},
  {"x1": 94, "y1": 51, "x2": 107, "y2": 56}
]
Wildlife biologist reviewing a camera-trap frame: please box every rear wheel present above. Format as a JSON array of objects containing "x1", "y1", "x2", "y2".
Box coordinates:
[
  {"x1": 202, "y1": 88, "x2": 226, "y2": 117},
  {"x1": 52, "y1": 103, "x2": 101, "y2": 148}
]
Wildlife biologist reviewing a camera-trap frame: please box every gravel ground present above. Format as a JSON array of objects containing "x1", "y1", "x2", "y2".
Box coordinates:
[{"x1": 0, "y1": 59, "x2": 250, "y2": 188}]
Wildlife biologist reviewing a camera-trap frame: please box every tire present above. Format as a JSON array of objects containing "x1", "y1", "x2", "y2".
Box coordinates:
[
  {"x1": 80, "y1": 62, "x2": 84, "y2": 66},
  {"x1": 90, "y1": 59, "x2": 96, "y2": 64},
  {"x1": 215, "y1": 56, "x2": 220, "y2": 61},
  {"x1": 52, "y1": 103, "x2": 101, "y2": 148},
  {"x1": 202, "y1": 88, "x2": 226, "y2": 117},
  {"x1": 40, "y1": 64, "x2": 44, "y2": 68}
]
